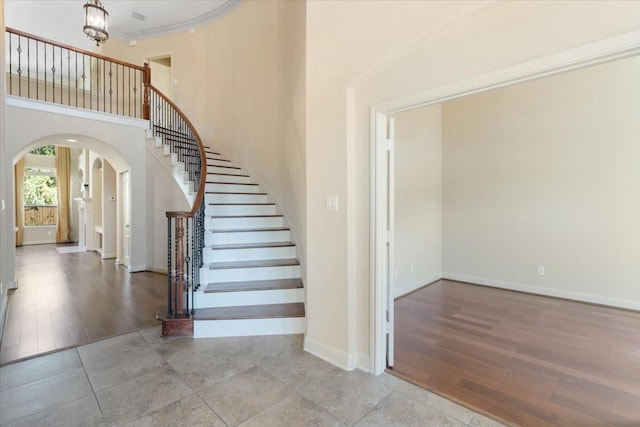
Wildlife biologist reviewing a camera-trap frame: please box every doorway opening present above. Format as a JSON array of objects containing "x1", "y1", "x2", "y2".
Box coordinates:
[
  {"x1": 370, "y1": 35, "x2": 640, "y2": 376},
  {"x1": 147, "y1": 55, "x2": 173, "y2": 100}
]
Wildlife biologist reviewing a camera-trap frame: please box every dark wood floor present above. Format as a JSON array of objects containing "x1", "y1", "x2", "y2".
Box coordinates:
[
  {"x1": 0, "y1": 244, "x2": 166, "y2": 365},
  {"x1": 391, "y1": 280, "x2": 640, "y2": 427}
]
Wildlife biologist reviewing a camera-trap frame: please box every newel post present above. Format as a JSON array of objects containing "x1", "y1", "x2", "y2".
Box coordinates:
[
  {"x1": 162, "y1": 212, "x2": 194, "y2": 336},
  {"x1": 142, "y1": 62, "x2": 151, "y2": 120}
]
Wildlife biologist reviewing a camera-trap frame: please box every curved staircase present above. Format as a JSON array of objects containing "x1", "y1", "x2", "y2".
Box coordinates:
[{"x1": 151, "y1": 134, "x2": 306, "y2": 338}]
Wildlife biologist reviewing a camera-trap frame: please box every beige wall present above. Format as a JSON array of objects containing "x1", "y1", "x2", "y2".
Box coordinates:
[
  {"x1": 392, "y1": 106, "x2": 442, "y2": 297},
  {"x1": 101, "y1": 0, "x2": 307, "y2": 274},
  {"x1": 306, "y1": 0, "x2": 640, "y2": 370},
  {"x1": 442, "y1": 55, "x2": 640, "y2": 308}
]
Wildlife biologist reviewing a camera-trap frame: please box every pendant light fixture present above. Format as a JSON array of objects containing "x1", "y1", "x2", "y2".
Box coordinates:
[{"x1": 83, "y1": 0, "x2": 109, "y2": 46}]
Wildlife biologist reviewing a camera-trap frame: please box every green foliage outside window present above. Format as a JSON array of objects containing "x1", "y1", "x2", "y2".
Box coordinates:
[
  {"x1": 29, "y1": 145, "x2": 56, "y2": 156},
  {"x1": 24, "y1": 175, "x2": 58, "y2": 205}
]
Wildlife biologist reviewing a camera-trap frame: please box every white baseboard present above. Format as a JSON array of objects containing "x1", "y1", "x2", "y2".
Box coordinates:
[
  {"x1": 101, "y1": 252, "x2": 117, "y2": 260},
  {"x1": 304, "y1": 336, "x2": 357, "y2": 371},
  {"x1": 357, "y1": 351, "x2": 371, "y2": 373},
  {"x1": 394, "y1": 273, "x2": 442, "y2": 299},
  {"x1": 22, "y1": 239, "x2": 56, "y2": 245},
  {"x1": 443, "y1": 273, "x2": 640, "y2": 311},
  {"x1": 129, "y1": 265, "x2": 147, "y2": 273},
  {"x1": 148, "y1": 266, "x2": 168, "y2": 275}
]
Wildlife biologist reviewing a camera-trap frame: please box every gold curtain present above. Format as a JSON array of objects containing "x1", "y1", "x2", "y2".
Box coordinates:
[
  {"x1": 55, "y1": 147, "x2": 73, "y2": 243},
  {"x1": 14, "y1": 158, "x2": 25, "y2": 246}
]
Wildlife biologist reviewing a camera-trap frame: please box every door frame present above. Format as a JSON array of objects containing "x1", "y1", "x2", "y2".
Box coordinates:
[{"x1": 369, "y1": 29, "x2": 640, "y2": 375}]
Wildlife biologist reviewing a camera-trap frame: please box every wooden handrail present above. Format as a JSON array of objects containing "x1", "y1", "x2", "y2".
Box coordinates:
[
  {"x1": 6, "y1": 27, "x2": 145, "y2": 71},
  {"x1": 6, "y1": 27, "x2": 150, "y2": 119},
  {"x1": 150, "y1": 84, "x2": 207, "y2": 216}
]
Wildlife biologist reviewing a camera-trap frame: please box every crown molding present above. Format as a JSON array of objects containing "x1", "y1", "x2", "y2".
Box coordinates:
[{"x1": 110, "y1": 0, "x2": 241, "y2": 42}]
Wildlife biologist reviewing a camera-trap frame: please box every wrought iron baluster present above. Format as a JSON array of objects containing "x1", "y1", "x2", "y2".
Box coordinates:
[
  {"x1": 8, "y1": 33, "x2": 12, "y2": 94},
  {"x1": 167, "y1": 217, "x2": 173, "y2": 317},
  {"x1": 27, "y1": 37, "x2": 31, "y2": 98},
  {"x1": 108, "y1": 61, "x2": 113, "y2": 113},
  {"x1": 17, "y1": 35, "x2": 22, "y2": 97},
  {"x1": 52, "y1": 43, "x2": 56, "y2": 103}
]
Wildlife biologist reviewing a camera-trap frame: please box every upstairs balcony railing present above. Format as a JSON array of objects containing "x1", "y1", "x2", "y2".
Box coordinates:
[
  {"x1": 5, "y1": 27, "x2": 150, "y2": 119},
  {"x1": 5, "y1": 27, "x2": 206, "y2": 335}
]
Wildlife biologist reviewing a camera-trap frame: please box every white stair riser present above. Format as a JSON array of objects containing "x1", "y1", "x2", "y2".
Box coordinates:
[
  {"x1": 205, "y1": 204, "x2": 276, "y2": 216},
  {"x1": 206, "y1": 174, "x2": 251, "y2": 184},
  {"x1": 172, "y1": 161, "x2": 185, "y2": 175},
  {"x1": 200, "y1": 265, "x2": 300, "y2": 283},
  {"x1": 193, "y1": 288, "x2": 304, "y2": 308},
  {"x1": 208, "y1": 166, "x2": 244, "y2": 174},
  {"x1": 208, "y1": 159, "x2": 234, "y2": 167},
  {"x1": 205, "y1": 183, "x2": 261, "y2": 193},
  {"x1": 203, "y1": 245, "x2": 296, "y2": 263},
  {"x1": 194, "y1": 317, "x2": 305, "y2": 338},
  {"x1": 205, "y1": 229, "x2": 291, "y2": 245},
  {"x1": 206, "y1": 216, "x2": 283, "y2": 230},
  {"x1": 206, "y1": 193, "x2": 268, "y2": 204}
]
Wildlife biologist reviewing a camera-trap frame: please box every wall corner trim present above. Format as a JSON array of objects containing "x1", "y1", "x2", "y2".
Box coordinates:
[{"x1": 304, "y1": 336, "x2": 357, "y2": 371}]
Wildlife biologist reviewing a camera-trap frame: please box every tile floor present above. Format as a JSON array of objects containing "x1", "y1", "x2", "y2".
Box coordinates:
[{"x1": 0, "y1": 328, "x2": 506, "y2": 427}]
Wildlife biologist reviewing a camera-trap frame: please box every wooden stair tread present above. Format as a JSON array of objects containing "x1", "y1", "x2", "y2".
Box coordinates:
[
  {"x1": 209, "y1": 164, "x2": 241, "y2": 170},
  {"x1": 206, "y1": 191, "x2": 267, "y2": 195},
  {"x1": 206, "y1": 181, "x2": 259, "y2": 186},
  {"x1": 194, "y1": 303, "x2": 305, "y2": 320},
  {"x1": 209, "y1": 203, "x2": 275, "y2": 206},
  {"x1": 209, "y1": 215, "x2": 282, "y2": 219},
  {"x1": 207, "y1": 172, "x2": 250, "y2": 178},
  {"x1": 208, "y1": 241, "x2": 295, "y2": 250},
  {"x1": 206, "y1": 258, "x2": 299, "y2": 270},
  {"x1": 204, "y1": 278, "x2": 303, "y2": 293},
  {"x1": 207, "y1": 157, "x2": 231, "y2": 162},
  {"x1": 209, "y1": 227, "x2": 289, "y2": 233}
]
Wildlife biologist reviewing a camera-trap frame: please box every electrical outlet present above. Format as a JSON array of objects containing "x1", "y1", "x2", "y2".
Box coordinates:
[
  {"x1": 410, "y1": 264, "x2": 414, "y2": 274},
  {"x1": 537, "y1": 266, "x2": 545, "y2": 276}
]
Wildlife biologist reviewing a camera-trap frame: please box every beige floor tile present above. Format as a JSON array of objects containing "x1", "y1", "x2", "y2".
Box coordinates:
[
  {"x1": 395, "y1": 380, "x2": 477, "y2": 424},
  {"x1": 354, "y1": 391, "x2": 466, "y2": 427},
  {"x1": 78, "y1": 332, "x2": 148, "y2": 365},
  {"x1": 468, "y1": 413, "x2": 509, "y2": 427},
  {"x1": 0, "y1": 368, "x2": 93, "y2": 425},
  {"x1": 138, "y1": 326, "x2": 179, "y2": 347},
  {"x1": 157, "y1": 336, "x2": 254, "y2": 390},
  {"x1": 198, "y1": 366, "x2": 291, "y2": 426},
  {"x1": 79, "y1": 334, "x2": 165, "y2": 392},
  {"x1": 258, "y1": 348, "x2": 335, "y2": 389},
  {"x1": 123, "y1": 394, "x2": 226, "y2": 427},
  {"x1": 238, "y1": 394, "x2": 345, "y2": 427},
  {"x1": 6, "y1": 395, "x2": 105, "y2": 427},
  {"x1": 0, "y1": 348, "x2": 81, "y2": 392},
  {"x1": 217, "y1": 334, "x2": 300, "y2": 364},
  {"x1": 96, "y1": 364, "x2": 193, "y2": 426},
  {"x1": 300, "y1": 368, "x2": 391, "y2": 426}
]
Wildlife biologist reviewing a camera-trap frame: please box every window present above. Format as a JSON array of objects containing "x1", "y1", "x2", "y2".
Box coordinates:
[{"x1": 23, "y1": 168, "x2": 57, "y2": 226}]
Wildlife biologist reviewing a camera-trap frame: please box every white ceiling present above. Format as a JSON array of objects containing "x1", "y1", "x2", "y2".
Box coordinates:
[{"x1": 5, "y1": 0, "x2": 240, "y2": 50}]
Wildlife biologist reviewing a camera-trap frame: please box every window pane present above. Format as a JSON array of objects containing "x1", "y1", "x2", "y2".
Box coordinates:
[
  {"x1": 23, "y1": 174, "x2": 58, "y2": 226},
  {"x1": 23, "y1": 175, "x2": 57, "y2": 206}
]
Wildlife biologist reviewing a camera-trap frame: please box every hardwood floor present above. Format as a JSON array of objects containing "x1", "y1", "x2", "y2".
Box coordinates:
[
  {"x1": 391, "y1": 279, "x2": 640, "y2": 427},
  {"x1": 0, "y1": 244, "x2": 167, "y2": 365}
]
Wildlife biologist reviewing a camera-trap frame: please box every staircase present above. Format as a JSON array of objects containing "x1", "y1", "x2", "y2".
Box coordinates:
[{"x1": 149, "y1": 129, "x2": 306, "y2": 338}]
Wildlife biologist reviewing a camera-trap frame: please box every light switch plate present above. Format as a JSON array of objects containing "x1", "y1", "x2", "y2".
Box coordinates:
[{"x1": 326, "y1": 196, "x2": 338, "y2": 211}]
